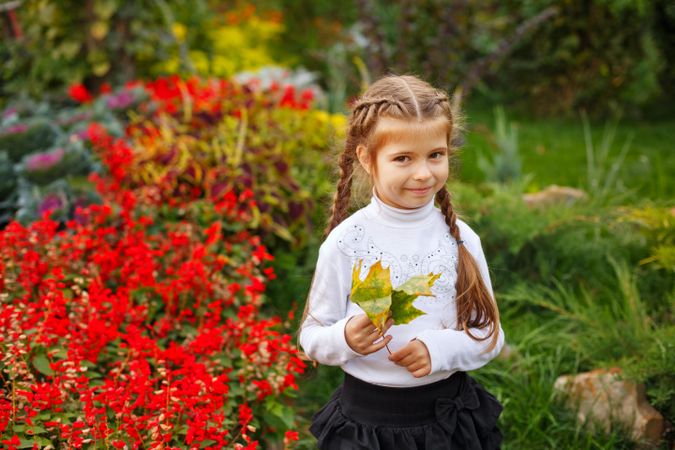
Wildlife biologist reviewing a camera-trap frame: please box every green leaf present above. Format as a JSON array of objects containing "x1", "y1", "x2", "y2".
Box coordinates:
[
  {"x1": 349, "y1": 260, "x2": 441, "y2": 330},
  {"x1": 32, "y1": 353, "x2": 53, "y2": 376},
  {"x1": 350, "y1": 260, "x2": 392, "y2": 331},
  {"x1": 390, "y1": 273, "x2": 441, "y2": 325}
]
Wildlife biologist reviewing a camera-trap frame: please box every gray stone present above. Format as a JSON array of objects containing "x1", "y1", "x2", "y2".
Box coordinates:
[
  {"x1": 554, "y1": 368, "x2": 665, "y2": 448},
  {"x1": 523, "y1": 185, "x2": 587, "y2": 207}
]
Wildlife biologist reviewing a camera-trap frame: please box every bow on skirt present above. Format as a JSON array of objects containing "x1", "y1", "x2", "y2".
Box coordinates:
[{"x1": 434, "y1": 377, "x2": 503, "y2": 449}]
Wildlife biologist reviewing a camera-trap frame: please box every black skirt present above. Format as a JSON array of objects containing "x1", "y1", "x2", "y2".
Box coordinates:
[{"x1": 310, "y1": 371, "x2": 502, "y2": 450}]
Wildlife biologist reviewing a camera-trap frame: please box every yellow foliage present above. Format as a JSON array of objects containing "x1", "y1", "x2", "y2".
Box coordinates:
[{"x1": 156, "y1": 15, "x2": 283, "y2": 78}]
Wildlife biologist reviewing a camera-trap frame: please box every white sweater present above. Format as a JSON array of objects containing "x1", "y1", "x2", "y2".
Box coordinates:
[{"x1": 299, "y1": 193, "x2": 505, "y2": 387}]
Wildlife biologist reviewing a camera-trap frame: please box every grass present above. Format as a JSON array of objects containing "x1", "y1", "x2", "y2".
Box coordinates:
[{"x1": 459, "y1": 106, "x2": 675, "y2": 200}]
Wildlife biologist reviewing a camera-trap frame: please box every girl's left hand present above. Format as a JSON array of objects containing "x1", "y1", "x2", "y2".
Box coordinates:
[{"x1": 388, "y1": 339, "x2": 431, "y2": 378}]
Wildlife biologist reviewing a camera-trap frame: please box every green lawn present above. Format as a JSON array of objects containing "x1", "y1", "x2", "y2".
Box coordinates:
[{"x1": 460, "y1": 107, "x2": 674, "y2": 200}]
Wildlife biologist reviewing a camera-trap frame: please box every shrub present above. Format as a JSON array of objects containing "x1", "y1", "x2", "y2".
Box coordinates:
[
  {"x1": 452, "y1": 182, "x2": 673, "y2": 319},
  {"x1": 492, "y1": 0, "x2": 666, "y2": 115},
  {"x1": 157, "y1": 7, "x2": 284, "y2": 79},
  {"x1": 1, "y1": 1, "x2": 213, "y2": 96},
  {"x1": 118, "y1": 76, "x2": 344, "y2": 247},
  {"x1": 0, "y1": 119, "x2": 61, "y2": 163}
]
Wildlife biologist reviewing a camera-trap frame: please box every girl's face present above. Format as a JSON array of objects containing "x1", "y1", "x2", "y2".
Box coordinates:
[{"x1": 357, "y1": 117, "x2": 450, "y2": 210}]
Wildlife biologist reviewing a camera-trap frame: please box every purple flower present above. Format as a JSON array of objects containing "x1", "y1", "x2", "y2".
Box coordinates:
[
  {"x1": 72, "y1": 129, "x2": 91, "y2": 141},
  {"x1": 106, "y1": 90, "x2": 135, "y2": 110},
  {"x1": 2, "y1": 107, "x2": 18, "y2": 120},
  {"x1": 38, "y1": 194, "x2": 64, "y2": 215},
  {"x1": 2, "y1": 123, "x2": 28, "y2": 135},
  {"x1": 25, "y1": 148, "x2": 66, "y2": 172}
]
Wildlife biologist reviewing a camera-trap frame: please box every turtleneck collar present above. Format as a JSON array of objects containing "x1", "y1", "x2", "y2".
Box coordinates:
[{"x1": 367, "y1": 189, "x2": 437, "y2": 226}]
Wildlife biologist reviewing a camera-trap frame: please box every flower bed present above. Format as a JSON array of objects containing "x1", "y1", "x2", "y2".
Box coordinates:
[{"x1": 0, "y1": 123, "x2": 306, "y2": 449}]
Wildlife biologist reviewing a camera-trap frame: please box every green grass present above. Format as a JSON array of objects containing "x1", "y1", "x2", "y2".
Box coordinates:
[{"x1": 459, "y1": 106, "x2": 675, "y2": 200}]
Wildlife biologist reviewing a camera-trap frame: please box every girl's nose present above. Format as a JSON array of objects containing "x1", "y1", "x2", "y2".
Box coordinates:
[{"x1": 413, "y1": 163, "x2": 432, "y2": 181}]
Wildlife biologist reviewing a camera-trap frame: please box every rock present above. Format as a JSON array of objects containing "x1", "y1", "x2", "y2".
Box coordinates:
[
  {"x1": 523, "y1": 185, "x2": 587, "y2": 207},
  {"x1": 554, "y1": 368, "x2": 665, "y2": 447}
]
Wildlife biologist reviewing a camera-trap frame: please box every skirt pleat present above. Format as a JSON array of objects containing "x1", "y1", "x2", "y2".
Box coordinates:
[{"x1": 310, "y1": 372, "x2": 502, "y2": 450}]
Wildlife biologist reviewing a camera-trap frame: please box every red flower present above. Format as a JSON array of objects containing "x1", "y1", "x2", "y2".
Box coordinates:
[
  {"x1": 284, "y1": 430, "x2": 299, "y2": 442},
  {"x1": 238, "y1": 404, "x2": 253, "y2": 427},
  {"x1": 100, "y1": 82, "x2": 112, "y2": 94},
  {"x1": 1, "y1": 435, "x2": 21, "y2": 450},
  {"x1": 68, "y1": 83, "x2": 93, "y2": 103}
]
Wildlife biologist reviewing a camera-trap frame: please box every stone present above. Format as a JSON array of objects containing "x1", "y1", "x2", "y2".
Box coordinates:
[
  {"x1": 554, "y1": 368, "x2": 665, "y2": 447},
  {"x1": 523, "y1": 185, "x2": 587, "y2": 207}
]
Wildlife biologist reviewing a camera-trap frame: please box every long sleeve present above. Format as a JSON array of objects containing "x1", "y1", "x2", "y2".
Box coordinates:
[
  {"x1": 299, "y1": 242, "x2": 362, "y2": 366},
  {"x1": 415, "y1": 235, "x2": 505, "y2": 373}
]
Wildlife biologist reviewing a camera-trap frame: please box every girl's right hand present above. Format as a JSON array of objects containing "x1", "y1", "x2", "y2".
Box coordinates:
[{"x1": 345, "y1": 314, "x2": 393, "y2": 355}]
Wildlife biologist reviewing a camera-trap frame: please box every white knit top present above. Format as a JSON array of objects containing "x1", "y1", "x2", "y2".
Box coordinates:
[{"x1": 299, "y1": 193, "x2": 505, "y2": 387}]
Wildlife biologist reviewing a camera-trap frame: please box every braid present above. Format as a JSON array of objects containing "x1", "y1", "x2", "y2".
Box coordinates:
[
  {"x1": 324, "y1": 97, "x2": 409, "y2": 236},
  {"x1": 352, "y1": 97, "x2": 408, "y2": 134},
  {"x1": 324, "y1": 141, "x2": 357, "y2": 236},
  {"x1": 436, "y1": 186, "x2": 501, "y2": 353},
  {"x1": 435, "y1": 186, "x2": 459, "y2": 239}
]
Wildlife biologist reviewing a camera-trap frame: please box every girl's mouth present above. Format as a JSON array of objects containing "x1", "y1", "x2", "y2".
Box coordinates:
[{"x1": 406, "y1": 187, "x2": 433, "y2": 194}]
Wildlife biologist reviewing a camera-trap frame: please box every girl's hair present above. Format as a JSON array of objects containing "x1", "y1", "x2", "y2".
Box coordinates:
[{"x1": 307, "y1": 74, "x2": 500, "y2": 352}]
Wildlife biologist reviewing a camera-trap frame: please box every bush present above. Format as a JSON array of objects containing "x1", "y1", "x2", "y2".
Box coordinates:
[
  {"x1": 115, "y1": 75, "x2": 344, "y2": 248},
  {"x1": 1, "y1": 1, "x2": 214, "y2": 97},
  {"x1": 452, "y1": 182, "x2": 673, "y2": 317},
  {"x1": 0, "y1": 119, "x2": 61, "y2": 163},
  {"x1": 492, "y1": 0, "x2": 666, "y2": 115}
]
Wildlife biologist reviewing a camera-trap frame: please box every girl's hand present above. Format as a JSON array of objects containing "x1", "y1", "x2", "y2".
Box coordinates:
[
  {"x1": 345, "y1": 314, "x2": 393, "y2": 355},
  {"x1": 389, "y1": 339, "x2": 431, "y2": 378}
]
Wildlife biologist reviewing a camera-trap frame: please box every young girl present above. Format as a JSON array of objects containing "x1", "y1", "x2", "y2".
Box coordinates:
[{"x1": 300, "y1": 74, "x2": 504, "y2": 449}]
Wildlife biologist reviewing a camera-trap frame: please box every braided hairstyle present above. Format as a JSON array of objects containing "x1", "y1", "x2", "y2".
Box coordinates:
[{"x1": 310, "y1": 74, "x2": 499, "y2": 352}]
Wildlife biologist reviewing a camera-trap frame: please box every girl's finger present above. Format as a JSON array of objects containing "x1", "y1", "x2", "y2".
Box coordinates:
[
  {"x1": 407, "y1": 360, "x2": 427, "y2": 372},
  {"x1": 397, "y1": 353, "x2": 417, "y2": 367},
  {"x1": 382, "y1": 318, "x2": 394, "y2": 333},
  {"x1": 411, "y1": 366, "x2": 430, "y2": 378},
  {"x1": 368, "y1": 334, "x2": 392, "y2": 352}
]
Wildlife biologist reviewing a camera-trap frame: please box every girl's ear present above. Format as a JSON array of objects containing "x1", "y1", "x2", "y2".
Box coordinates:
[{"x1": 356, "y1": 144, "x2": 371, "y2": 175}]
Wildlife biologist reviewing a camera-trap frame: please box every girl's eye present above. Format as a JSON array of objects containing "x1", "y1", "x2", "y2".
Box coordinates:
[
  {"x1": 394, "y1": 155, "x2": 410, "y2": 163},
  {"x1": 430, "y1": 151, "x2": 445, "y2": 159}
]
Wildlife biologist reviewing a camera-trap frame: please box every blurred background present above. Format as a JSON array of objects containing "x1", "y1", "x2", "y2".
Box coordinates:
[{"x1": 0, "y1": 0, "x2": 673, "y2": 449}]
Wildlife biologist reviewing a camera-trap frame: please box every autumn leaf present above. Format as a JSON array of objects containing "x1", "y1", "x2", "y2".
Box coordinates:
[
  {"x1": 350, "y1": 260, "x2": 440, "y2": 331},
  {"x1": 391, "y1": 273, "x2": 441, "y2": 325},
  {"x1": 350, "y1": 260, "x2": 392, "y2": 331}
]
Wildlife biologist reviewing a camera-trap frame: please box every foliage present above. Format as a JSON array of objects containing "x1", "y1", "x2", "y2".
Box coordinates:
[
  {"x1": 623, "y1": 325, "x2": 675, "y2": 423},
  {"x1": 1, "y1": 75, "x2": 344, "y2": 250},
  {"x1": 475, "y1": 316, "x2": 638, "y2": 449},
  {"x1": 0, "y1": 138, "x2": 305, "y2": 449},
  {"x1": 0, "y1": 119, "x2": 61, "y2": 163},
  {"x1": 452, "y1": 182, "x2": 673, "y2": 323},
  {"x1": 477, "y1": 106, "x2": 522, "y2": 184},
  {"x1": 118, "y1": 75, "x2": 343, "y2": 247},
  {"x1": 492, "y1": 0, "x2": 666, "y2": 115},
  {"x1": 157, "y1": 6, "x2": 284, "y2": 79},
  {"x1": 1, "y1": 0, "x2": 203, "y2": 96},
  {"x1": 581, "y1": 113, "x2": 632, "y2": 203},
  {"x1": 616, "y1": 205, "x2": 675, "y2": 272},
  {"x1": 0, "y1": 84, "x2": 148, "y2": 227}
]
